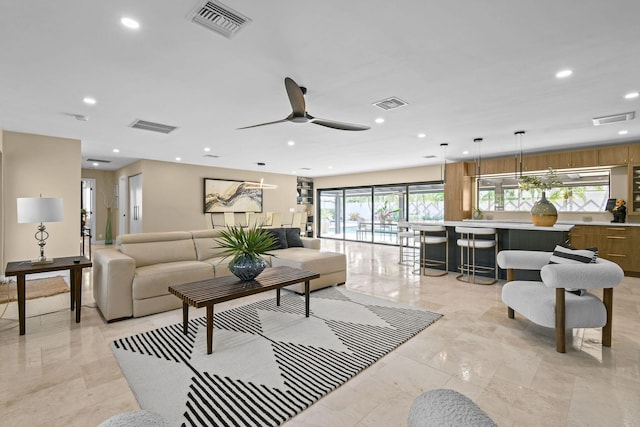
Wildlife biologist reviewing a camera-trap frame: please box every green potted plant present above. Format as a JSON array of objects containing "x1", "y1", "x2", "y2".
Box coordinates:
[
  {"x1": 216, "y1": 225, "x2": 279, "y2": 281},
  {"x1": 375, "y1": 201, "x2": 399, "y2": 223},
  {"x1": 518, "y1": 168, "x2": 563, "y2": 226}
]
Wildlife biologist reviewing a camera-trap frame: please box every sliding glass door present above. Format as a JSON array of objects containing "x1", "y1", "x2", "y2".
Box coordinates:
[{"x1": 318, "y1": 181, "x2": 444, "y2": 244}]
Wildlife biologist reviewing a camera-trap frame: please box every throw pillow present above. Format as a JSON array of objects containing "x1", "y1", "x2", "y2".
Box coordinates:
[
  {"x1": 285, "y1": 228, "x2": 304, "y2": 247},
  {"x1": 265, "y1": 228, "x2": 288, "y2": 250},
  {"x1": 548, "y1": 245, "x2": 597, "y2": 265},
  {"x1": 548, "y1": 245, "x2": 597, "y2": 296}
]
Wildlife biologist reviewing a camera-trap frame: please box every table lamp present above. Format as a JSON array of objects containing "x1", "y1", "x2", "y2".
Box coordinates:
[{"x1": 17, "y1": 196, "x2": 64, "y2": 265}]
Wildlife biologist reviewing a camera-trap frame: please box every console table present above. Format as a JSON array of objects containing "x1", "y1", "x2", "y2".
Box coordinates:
[{"x1": 5, "y1": 256, "x2": 92, "y2": 335}]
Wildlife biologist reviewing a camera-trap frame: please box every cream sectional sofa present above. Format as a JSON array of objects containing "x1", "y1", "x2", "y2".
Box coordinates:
[{"x1": 92, "y1": 228, "x2": 346, "y2": 321}]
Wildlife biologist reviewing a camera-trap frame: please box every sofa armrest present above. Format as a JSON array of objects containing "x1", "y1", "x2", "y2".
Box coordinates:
[
  {"x1": 497, "y1": 250, "x2": 552, "y2": 271},
  {"x1": 540, "y1": 258, "x2": 624, "y2": 289},
  {"x1": 301, "y1": 237, "x2": 321, "y2": 250},
  {"x1": 93, "y1": 248, "x2": 136, "y2": 321}
]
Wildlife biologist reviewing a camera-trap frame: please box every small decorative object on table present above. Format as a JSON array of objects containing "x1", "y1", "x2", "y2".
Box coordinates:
[
  {"x1": 519, "y1": 168, "x2": 562, "y2": 226},
  {"x1": 611, "y1": 199, "x2": 626, "y2": 223},
  {"x1": 216, "y1": 225, "x2": 278, "y2": 281}
]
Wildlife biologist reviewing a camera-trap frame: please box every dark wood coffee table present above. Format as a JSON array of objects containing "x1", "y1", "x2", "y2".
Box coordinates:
[{"x1": 168, "y1": 266, "x2": 320, "y2": 354}]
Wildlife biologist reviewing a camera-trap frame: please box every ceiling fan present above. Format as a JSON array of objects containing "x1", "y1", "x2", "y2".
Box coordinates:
[{"x1": 238, "y1": 77, "x2": 370, "y2": 131}]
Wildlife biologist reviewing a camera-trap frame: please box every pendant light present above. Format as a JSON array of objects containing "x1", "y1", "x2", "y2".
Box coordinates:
[
  {"x1": 440, "y1": 142, "x2": 448, "y2": 183},
  {"x1": 474, "y1": 138, "x2": 483, "y2": 177},
  {"x1": 514, "y1": 130, "x2": 525, "y2": 178}
]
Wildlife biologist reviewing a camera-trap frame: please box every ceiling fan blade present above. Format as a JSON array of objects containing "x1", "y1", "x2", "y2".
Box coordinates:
[
  {"x1": 309, "y1": 117, "x2": 370, "y2": 131},
  {"x1": 284, "y1": 77, "x2": 306, "y2": 116},
  {"x1": 237, "y1": 118, "x2": 289, "y2": 130}
]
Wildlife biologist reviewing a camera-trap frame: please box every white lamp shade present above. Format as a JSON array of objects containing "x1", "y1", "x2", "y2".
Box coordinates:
[{"x1": 17, "y1": 197, "x2": 64, "y2": 224}]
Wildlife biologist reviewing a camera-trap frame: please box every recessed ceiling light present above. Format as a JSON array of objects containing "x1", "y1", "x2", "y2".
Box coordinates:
[
  {"x1": 204, "y1": 147, "x2": 211, "y2": 152},
  {"x1": 619, "y1": 130, "x2": 629, "y2": 135},
  {"x1": 92, "y1": 162, "x2": 99, "y2": 167},
  {"x1": 624, "y1": 91, "x2": 639, "y2": 99},
  {"x1": 121, "y1": 17, "x2": 140, "y2": 29},
  {"x1": 288, "y1": 140, "x2": 295, "y2": 146},
  {"x1": 175, "y1": 157, "x2": 181, "y2": 161},
  {"x1": 375, "y1": 118, "x2": 385, "y2": 124},
  {"x1": 83, "y1": 97, "x2": 96, "y2": 105},
  {"x1": 417, "y1": 133, "x2": 426, "y2": 138},
  {"x1": 113, "y1": 148, "x2": 120, "y2": 153},
  {"x1": 462, "y1": 150, "x2": 469, "y2": 155},
  {"x1": 328, "y1": 166, "x2": 333, "y2": 169},
  {"x1": 555, "y1": 69, "x2": 573, "y2": 79},
  {"x1": 292, "y1": 171, "x2": 297, "y2": 174}
]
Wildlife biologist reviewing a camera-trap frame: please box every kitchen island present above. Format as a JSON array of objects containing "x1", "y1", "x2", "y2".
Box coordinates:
[{"x1": 409, "y1": 220, "x2": 573, "y2": 280}]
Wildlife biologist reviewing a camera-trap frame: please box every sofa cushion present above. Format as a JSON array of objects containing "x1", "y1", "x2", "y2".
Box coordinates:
[
  {"x1": 132, "y1": 261, "x2": 214, "y2": 300},
  {"x1": 191, "y1": 229, "x2": 228, "y2": 261},
  {"x1": 271, "y1": 248, "x2": 346, "y2": 274},
  {"x1": 285, "y1": 228, "x2": 304, "y2": 247},
  {"x1": 265, "y1": 228, "x2": 288, "y2": 250},
  {"x1": 118, "y1": 232, "x2": 196, "y2": 267},
  {"x1": 201, "y1": 257, "x2": 234, "y2": 277}
]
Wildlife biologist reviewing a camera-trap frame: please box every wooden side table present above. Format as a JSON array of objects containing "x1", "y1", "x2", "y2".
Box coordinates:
[{"x1": 5, "y1": 256, "x2": 92, "y2": 335}]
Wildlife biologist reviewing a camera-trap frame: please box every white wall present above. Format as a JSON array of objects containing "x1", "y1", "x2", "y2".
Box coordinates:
[{"x1": 314, "y1": 165, "x2": 443, "y2": 189}]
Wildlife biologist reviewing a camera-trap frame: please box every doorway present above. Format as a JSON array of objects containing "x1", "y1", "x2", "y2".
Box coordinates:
[{"x1": 81, "y1": 178, "x2": 96, "y2": 242}]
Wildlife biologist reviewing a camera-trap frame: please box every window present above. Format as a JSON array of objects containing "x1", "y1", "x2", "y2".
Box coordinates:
[{"x1": 478, "y1": 170, "x2": 610, "y2": 212}]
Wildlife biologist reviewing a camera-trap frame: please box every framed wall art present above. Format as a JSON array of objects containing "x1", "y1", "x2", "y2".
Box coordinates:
[{"x1": 203, "y1": 178, "x2": 263, "y2": 213}]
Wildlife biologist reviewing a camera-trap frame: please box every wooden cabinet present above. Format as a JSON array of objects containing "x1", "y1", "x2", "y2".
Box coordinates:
[
  {"x1": 629, "y1": 144, "x2": 640, "y2": 163},
  {"x1": 569, "y1": 225, "x2": 599, "y2": 249},
  {"x1": 597, "y1": 226, "x2": 632, "y2": 271},
  {"x1": 478, "y1": 157, "x2": 513, "y2": 175},
  {"x1": 570, "y1": 224, "x2": 640, "y2": 274},
  {"x1": 522, "y1": 153, "x2": 549, "y2": 172},
  {"x1": 568, "y1": 149, "x2": 598, "y2": 168},
  {"x1": 599, "y1": 145, "x2": 631, "y2": 166},
  {"x1": 445, "y1": 162, "x2": 472, "y2": 220},
  {"x1": 599, "y1": 143, "x2": 640, "y2": 166},
  {"x1": 630, "y1": 163, "x2": 640, "y2": 216}
]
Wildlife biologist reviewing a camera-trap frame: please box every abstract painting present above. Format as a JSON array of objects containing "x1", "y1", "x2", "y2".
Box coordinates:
[{"x1": 203, "y1": 178, "x2": 263, "y2": 213}]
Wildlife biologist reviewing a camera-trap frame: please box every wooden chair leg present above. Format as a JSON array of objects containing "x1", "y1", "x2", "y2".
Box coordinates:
[
  {"x1": 555, "y1": 288, "x2": 566, "y2": 353},
  {"x1": 508, "y1": 306, "x2": 515, "y2": 319},
  {"x1": 602, "y1": 288, "x2": 614, "y2": 347},
  {"x1": 507, "y1": 268, "x2": 514, "y2": 282}
]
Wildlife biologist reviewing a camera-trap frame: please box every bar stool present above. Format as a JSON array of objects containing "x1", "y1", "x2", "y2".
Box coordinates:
[
  {"x1": 455, "y1": 226, "x2": 498, "y2": 285},
  {"x1": 397, "y1": 221, "x2": 418, "y2": 265},
  {"x1": 413, "y1": 225, "x2": 448, "y2": 276}
]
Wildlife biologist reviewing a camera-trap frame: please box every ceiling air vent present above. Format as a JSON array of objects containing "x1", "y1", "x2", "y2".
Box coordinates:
[
  {"x1": 188, "y1": 1, "x2": 252, "y2": 39},
  {"x1": 372, "y1": 96, "x2": 408, "y2": 111},
  {"x1": 86, "y1": 158, "x2": 111, "y2": 164},
  {"x1": 129, "y1": 119, "x2": 178, "y2": 134},
  {"x1": 423, "y1": 155, "x2": 437, "y2": 159},
  {"x1": 203, "y1": 154, "x2": 220, "y2": 158},
  {"x1": 592, "y1": 111, "x2": 635, "y2": 126}
]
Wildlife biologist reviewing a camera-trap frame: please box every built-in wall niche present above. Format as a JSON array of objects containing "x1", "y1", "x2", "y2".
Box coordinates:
[{"x1": 296, "y1": 177, "x2": 313, "y2": 205}]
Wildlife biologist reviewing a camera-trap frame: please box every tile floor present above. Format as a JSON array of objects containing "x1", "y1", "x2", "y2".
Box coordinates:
[{"x1": 1, "y1": 240, "x2": 639, "y2": 426}]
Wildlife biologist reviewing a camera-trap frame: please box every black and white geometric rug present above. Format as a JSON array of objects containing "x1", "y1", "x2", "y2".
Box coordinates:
[{"x1": 111, "y1": 287, "x2": 442, "y2": 426}]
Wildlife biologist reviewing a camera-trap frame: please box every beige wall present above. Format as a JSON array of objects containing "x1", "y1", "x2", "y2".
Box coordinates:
[
  {"x1": 313, "y1": 164, "x2": 443, "y2": 189},
  {"x1": 0, "y1": 128, "x2": 4, "y2": 273},
  {"x1": 112, "y1": 159, "x2": 299, "y2": 234},
  {"x1": 81, "y1": 168, "x2": 117, "y2": 242},
  {"x1": 2, "y1": 131, "x2": 81, "y2": 270}
]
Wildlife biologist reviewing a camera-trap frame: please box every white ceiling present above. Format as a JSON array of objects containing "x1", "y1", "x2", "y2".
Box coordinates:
[{"x1": 1, "y1": 0, "x2": 639, "y2": 177}]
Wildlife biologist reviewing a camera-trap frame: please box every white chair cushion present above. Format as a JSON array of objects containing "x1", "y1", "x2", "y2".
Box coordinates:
[
  {"x1": 457, "y1": 238, "x2": 495, "y2": 249},
  {"x1": 502, "y1": 281, "x2": 607, "y2": 329},
  {"x1": 424, "y1": 236, "x2": 447, "y2": 244}
]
